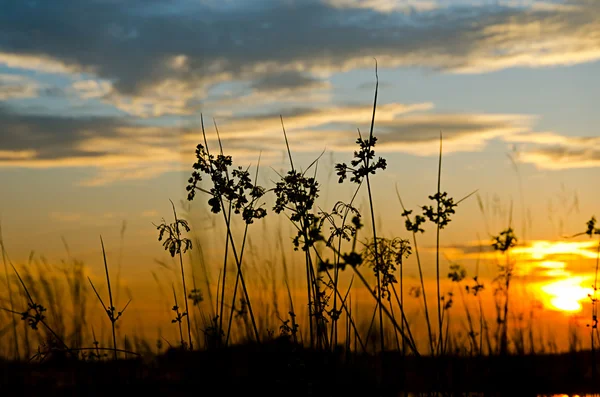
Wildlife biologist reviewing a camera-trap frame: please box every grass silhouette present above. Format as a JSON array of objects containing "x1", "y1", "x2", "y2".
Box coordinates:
[{"x1": 0, "y1": 64, "x2": 599, "y2": 396}]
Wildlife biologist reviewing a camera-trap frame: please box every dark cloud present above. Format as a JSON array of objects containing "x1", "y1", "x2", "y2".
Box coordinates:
[
  {"x1": 1, "y1": 0, "x2": 598, "y2": 110},
  {"x1": 0, "y1": 104, "x2": 188, "y2": 184},
  {"x1": 0, "y1": 104, "x2": 126, "y2": 161}
]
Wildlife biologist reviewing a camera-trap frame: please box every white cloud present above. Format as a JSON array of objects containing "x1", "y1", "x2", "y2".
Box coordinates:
[
  {"x1": 0, "y1": 52, "x2": 78, "y2": 75},
  {"x1": 72, "y1": 79, "x2": 113, "y2": 99},
  {"x1": 504, "y1": 131, "x2": 600, "y2": 169},
  {"x1": 0, "y1": 74, "x2": 40, "y2": 100},
  {"x1": 324, "y1": 0, "x2": 439, "y2": 13}
]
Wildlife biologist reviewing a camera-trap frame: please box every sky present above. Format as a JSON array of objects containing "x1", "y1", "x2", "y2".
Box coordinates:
[{"x1": 1, "y1": 0, "x2": 600, "y2": 350}]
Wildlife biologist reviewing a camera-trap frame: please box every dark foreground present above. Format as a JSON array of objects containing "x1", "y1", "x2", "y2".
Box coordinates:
[{"x1": 1, "y1": 341, "x2": 599, "y2": 397}]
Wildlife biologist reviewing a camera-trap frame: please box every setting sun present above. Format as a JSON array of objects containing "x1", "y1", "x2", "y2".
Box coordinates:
[
  {"x1": 540, "y1": 277, "x2": 592, "y2": 313},
  {"x1": 500, "y1": 240, "x2": 598, "y2": 313}
]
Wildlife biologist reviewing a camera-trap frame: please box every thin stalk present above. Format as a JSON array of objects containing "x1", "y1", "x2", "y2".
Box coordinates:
[
  {"x1": 214, "y1": 120, "x2": 232, "y2": 343},
  {"x1": 286, "y1": 217, "x2": 368, "y2": 352},
  {"x1": 171, "y1": 201, "x2": 193, "y2": 350},
  {"x1": 226, "y1": 154, "x2": 265, "y2": 345},
  {"x1": 0, "y1": 222, "x2": 20, "y2": 360},
  {"x1": 435, "y1": 132, "x2": 443, "y2": 355},
  {"x1": 220, "y1": 212, "x2": 260, "y2": 342},
  {"x1": 324, "y1": 268, "x2": 366, "y2": 352},
  {"x1": 100, "y1": 236, "x2": 118, "y2": 361},
  {"x1": 200, "y1": 115, "x2": 260, "y2": 343},
  {"x1": 388, "y1": 299, "x2": 401, "y2": 351},
  {"x1": 458, "y1": 282, "x2": 478, "y2": 355},
  {"x1": 172, "y1": 284, "x2": 185, "y2": 346},
  {"x1": 280, "y1": 116, "x2": 315, "y2": 349},
  {"x1": 314, "y1": 237, "x2": 417, "y2": 354},
  {"x1": 9, "y1": 266, "x2": 71, "y2": 353},
  {"x1": 225, "y1": 222, "x2": 249, "y2": 345},
  {"x1": 390, "y1": 283, "x2": 418, "y2": 353},
  {"x1": 400, "y1": 249, "x2": 405, "y2": 356},
  {"x1": 350, "y1": 264, "x2": 419, "y2": 355},
  {"x1": 365, "y1": 176, "x2": 384, "y2": 352},
  {"x1": 280, "y1": 232, "x2": 299, "y2": 344},
  {"x1": 396, "y1": 187, "x2": 434, "y2": 354},
  {"x1": 219, "y1": 202, "x2": 232, "y2": 343},
  {"x1": 592, "y1": 235, "x2": 600, "y2": 378},
  {"x1": 365, "y1": 301, "x2": 379, "y2": 353},
  {"x1": 359, "y1": 59, "x2": 384, "y2": 353},
  {"x1": 329, "y1": 186, "x2": 362, "y2": 350}
]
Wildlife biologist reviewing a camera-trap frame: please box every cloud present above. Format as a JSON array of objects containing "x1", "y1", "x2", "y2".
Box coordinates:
[
  {"x1": 72, "y1": 79, "x2": 113, "y2": 99},
  {"x1": 0, "y1": 94, "x2": 593, "y2": 185},
  {"x1": 0, "y1": 104, "x2": 186, "y2": 185},
  {"x1": 185, "y1": 103, "x2": 533, "y2": 157},
  {"x1": 250, "y1": 70, "x2": 330, "y2": 93},
  {"x1": 199, "y1": 72, "x2": 333, "y2": 115},
  {"x1": 1, "y1": 0, "x2": 599, "y2": 115},
  {"x1": 0, "y1": 149, "x2": 37, "y2": 160},
  {"x1": 0, "y1": 98, "x2": 534, "y2": 184},
  {"x1": 326, "y1": 0, "x2": 581, "y2": 13},
  {"x1": 69, "y1": 77, "x2": 205, "y2": 117},
  {"x1": 503, "y1": 132, "x2": 600, "y2": 169},
  {"x1": 324, "y1": 0, "x2": 439, "y2": 13},
  {"x1": 48, "y1": 210, "x2": 130, "y2": 226},
  {"x1": 0, "y1": 52, "x2": 77, "y2": 74},
  {"x1": 520, "y1": 146, "x2": 600, "y2": 169},
  {"x1": 357, "y1": 113, "x2": 533, "y2": 155},
  {"x1": 0, "y1": 74, "x2": 39, "y2": 100},
  {"x1": 183, "y1": 102, "x2": 434, "y2": 142}
]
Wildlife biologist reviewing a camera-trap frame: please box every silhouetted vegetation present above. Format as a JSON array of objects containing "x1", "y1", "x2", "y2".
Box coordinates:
[{"x1": 1, "y1": 64, "x2": 599, "y2": 396}]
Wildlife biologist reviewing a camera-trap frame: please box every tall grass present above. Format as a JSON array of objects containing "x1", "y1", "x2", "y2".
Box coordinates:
[{"x1": 0, "y1": 64, "x2": 599, "y2": 397}]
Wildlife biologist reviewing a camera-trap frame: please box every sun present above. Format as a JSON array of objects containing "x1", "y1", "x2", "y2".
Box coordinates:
[
  {"x1": 540, "y1": 277, "x2": 592, "y2": 313},
  {"x1": 509, "y1": 240, "x2": 598, "y2": 313}
]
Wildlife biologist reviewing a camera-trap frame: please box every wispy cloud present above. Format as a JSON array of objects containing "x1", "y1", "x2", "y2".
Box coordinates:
[
  {"x1": 0, "y1": 91, "x2": 594, "y2": 185},
  {"x1": 72, "y1": 79, "x2": 112, "y2": 99},
  {"x1": 0, "y1": 74, "x2": 40, "y2": 100},
  {"x1": 350, "y1": 113, "x2": 533, "y2": 155},
  {"x1": 250, "y1": 70, "x2": 330, "y2": 93},
  {"x1": 504, "y1": 132, "x2": 600, "y2": 169},
  {"x1": 184, "y1": 104, "x2": 533, "y2": 157},
  {"x1": 324, "y1": 0, "x2": 439, "y2": 13},
  {"x1": 520, "y1": 146, "x2": 600, "y2": 170},
  {"x1": 0, "y1": 105, "x2": 184, "y2": 185},
  {"x1": 0, "y1": 52, "x2": 78, "y2": 74}
]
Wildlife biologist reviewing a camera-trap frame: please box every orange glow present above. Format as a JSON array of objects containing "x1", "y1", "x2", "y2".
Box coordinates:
[
  {"x1": 540, "y1": 277, "x2": 592, "y2": 313},
  {"x1": 536, "y1": 261, "x2": 570, "y2": 278},
  {"x1": 492, "y1": 240, "x2": 598, "y2": 313},
  {"x1": 514, "y1": 240, "x2": 599, "y2": 260}
]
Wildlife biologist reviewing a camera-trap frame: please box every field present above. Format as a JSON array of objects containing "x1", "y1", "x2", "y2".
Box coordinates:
[{"x1": 1, "y1": 73, "x2": 599, "y2": 397}]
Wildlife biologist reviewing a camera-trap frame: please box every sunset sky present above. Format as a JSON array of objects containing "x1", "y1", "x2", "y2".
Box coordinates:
[{"x1": 1, "y1": 0, "x2": 600, "y2": 348}]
